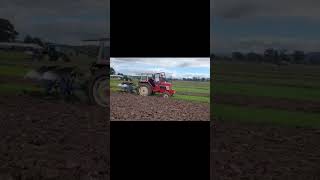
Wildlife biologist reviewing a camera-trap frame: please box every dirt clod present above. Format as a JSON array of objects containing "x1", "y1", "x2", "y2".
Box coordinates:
[
  {"x1": 0, "y1": 95, "x2": 109, "y2": 179},
  {"x1": 212, "y1": 122, "x2": 320, "y2": 179},
  {"x1": 111, "y1": 92, "x2": 210, "y2": 121}
]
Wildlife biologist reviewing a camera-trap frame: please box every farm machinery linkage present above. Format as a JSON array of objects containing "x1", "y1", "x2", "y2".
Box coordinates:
[{"x1": 24, "y1": 38, "x2": 109, "y2": 108}]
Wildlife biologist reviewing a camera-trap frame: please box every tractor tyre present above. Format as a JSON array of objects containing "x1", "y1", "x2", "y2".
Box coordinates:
[
  {"x1": 162, "y1": 92, "x2": 170, "y2": 98},
  {"x1": 88, "y1": 69, "x2": 108, "y2": 108},
  {"x1": 138, "y1": 84, "x2": 152, "y2": 96}
]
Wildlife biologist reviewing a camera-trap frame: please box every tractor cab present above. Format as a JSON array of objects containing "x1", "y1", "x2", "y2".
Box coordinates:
[
  {"x1": 153, "y1": 72, "x2": 166, "y2": 83},
  {"x1": 138, "y1": 72, "x2": 176, "y2": 97},
  {"x1": 140, "y1": 72, "x2": 167, "y2": 83}
]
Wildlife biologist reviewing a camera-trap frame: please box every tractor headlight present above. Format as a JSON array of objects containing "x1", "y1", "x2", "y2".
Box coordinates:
[{"x1": 166, "y1": 86, "x2": 170, "y2": 90}]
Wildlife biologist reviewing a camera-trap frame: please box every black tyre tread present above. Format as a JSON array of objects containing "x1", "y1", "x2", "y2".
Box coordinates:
[
  {"x1": 163, "y1": 92, "x2": 170, "y2": 98},
  {"x1": 88, "y1": 70, "x2": 108, "y2": 106}
]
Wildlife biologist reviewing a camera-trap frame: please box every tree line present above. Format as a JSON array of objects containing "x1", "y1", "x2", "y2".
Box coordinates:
[
  {"x1": 211, "y1": 48, "x2": 316, "y2": 65},
  {"x1": 110, "y1": 67, "x2": 210, "y2": 82},
  {"x1": 0, "y1": 18, "x2": 46, "y2": 47},
  {"x1": 0, "y1": 18, "x2": 18, "y2": 42}
]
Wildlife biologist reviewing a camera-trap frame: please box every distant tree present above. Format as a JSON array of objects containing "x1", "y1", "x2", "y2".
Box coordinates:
[
  {"x1": 292, "y1": 50, "x2": 305, "y2": 64},
  {"x1": 279, "y1": 49, "x2": 290, "y2": 62},
  {"x1": 222, "y1": 56, "x2": 232, "y2": 61},
  {"x1": 210, "y1": 53, "x2": 215, "y2": 60},
  {"x1": 0, "y1": 18, "x2": 18, "y2": 42},
  {"x1": 247, "y1": 52, "x2": 262, "y2": 62},
  {"x1": 264, "y1": 48, "x2": 279, "y2": 64},
  {"x1": 110, "y1": 67, "x2": 115, "y2": 75},
  {"x1": 32, "y1": 37, "x2": 44, "y2": 47},
  {"x1": 24, "y1": 35, "x2": 33, "y2": 43},
  {"x1": 232, "y1": 52, "x2": 245, "y2": 61},
  {"x1": 24, "y1": 35, "x2": 44, "y2": 47}
]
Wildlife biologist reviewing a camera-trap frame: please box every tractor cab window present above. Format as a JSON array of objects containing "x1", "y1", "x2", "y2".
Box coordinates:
[
  {"x1": 154, "y1": 73, "x2": 160, "y2": 82},
  {"x1": 140, "y1": 75, "x2": 147, "y2": 81},
  {"x1": 148, "y1": 77, "x2": 156, "y2": 87}
]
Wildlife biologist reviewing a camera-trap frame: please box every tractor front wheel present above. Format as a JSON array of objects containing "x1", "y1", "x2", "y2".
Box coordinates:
[
  {"x1": 138, "y1": 84, "x2": 151, "y2": 96},
  {"x1": 162, "y1": 92, "x2": 170, "y2": 98}
]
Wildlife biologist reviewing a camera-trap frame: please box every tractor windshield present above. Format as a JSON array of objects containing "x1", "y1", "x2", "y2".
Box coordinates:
[{"x1": 154, "y1": 73, "x2": 160, "y2": 82}]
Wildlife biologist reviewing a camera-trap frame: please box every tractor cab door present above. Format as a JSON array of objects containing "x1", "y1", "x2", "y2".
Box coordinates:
[{"x1": 154, "y1": 73, "x2": 160, "y2": 83}]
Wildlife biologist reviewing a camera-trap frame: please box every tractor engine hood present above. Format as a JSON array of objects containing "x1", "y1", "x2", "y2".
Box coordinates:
[
  {"x1": 160, "y1": 82, "x2": 174, "y2": 91},
  {"x1": 161, "y1": 82, "x2": 172, "y2": 86}
]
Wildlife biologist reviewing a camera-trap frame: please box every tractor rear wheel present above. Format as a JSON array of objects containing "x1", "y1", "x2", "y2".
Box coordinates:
[
  {"x1": 88, "y1": 70, "x2": 108, "y2": 107},
  {"x1": 138, "y1": 84, "x2": 151, "y2": 96}
]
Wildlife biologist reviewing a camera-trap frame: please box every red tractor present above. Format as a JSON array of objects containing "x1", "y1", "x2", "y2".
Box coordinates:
[{"x1": 137, "y1": 72, "x2": 176, "y2": 98}]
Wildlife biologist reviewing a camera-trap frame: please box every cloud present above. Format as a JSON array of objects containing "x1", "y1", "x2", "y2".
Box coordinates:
[
  {"x1": 212, "y1": 0, "x2": 320, "y2": 19},
  {"x1": 111, "y1": 58, "x2": 210, "y2": 68},
  {"x1": 0, "y1": 0, "x2": 109, "y2": 44},
  {"x1": 211, "y1": 0, "x2": 320, "y2": 53},
  {"x1": 110, "y1": 58, "x2": 210, "y2": 79}
]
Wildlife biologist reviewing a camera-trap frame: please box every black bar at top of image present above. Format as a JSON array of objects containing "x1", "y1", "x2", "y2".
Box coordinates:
[
  {"x1": 110, "y1": 0, "x2": 210, "y2": 57},
  {"x1": 110, "y1": 121, "x2": 210, "y2": 180}
]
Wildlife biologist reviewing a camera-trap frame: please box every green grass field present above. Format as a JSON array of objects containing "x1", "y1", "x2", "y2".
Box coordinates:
[
  {"x1": 0, "y1": 65, "x2": 31, "y2": 77},
  {"x1": 213, "y1": 61, "x2": 320, "y2": 128},
  {"x1": 213, "y1": 82, "x2": 320, "y2": 101},
  {"x1": 214, "y1": 104, "x2": 320, "y2": 128},
  {"x1": 0, "y1": 51, "x2": 29, "y2": 61},
  {"x1": 0, "y1": 51, "x2": 96, "y2": 95},
  {"x1": 0, "y1": 65, "x2": 42, "y2": 95},
  {"x1": 0, "y1": 83, "x2": 42, "y2": 94},
  {"x1": 110, "y1": 79, "x2": 210, "y2": 103}
]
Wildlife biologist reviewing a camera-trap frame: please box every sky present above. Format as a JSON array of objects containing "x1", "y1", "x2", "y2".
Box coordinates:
[
  {"x1": 0, "y1": 0, "x2": 109, "y2": 45},
  {"x1": 4, "y1": 0, "x2": 318, "y2": 53},
  {"x1": 110, "y1": 58, "x2": 210, "y2": 79},
  {"x1": 211, "y1": 0, "x2": 320, "y2": 54}
]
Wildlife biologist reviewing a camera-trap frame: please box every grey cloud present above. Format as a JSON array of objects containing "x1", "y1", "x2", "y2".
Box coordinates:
[
  {"x1": 111, "y1": 58, "x2": 210, "y2": 68},
  {"x1": 23, "y1": 19, "x2": 109, "y2": 44},
  {"x1": 0, "y1": 0, "x2": 109, "y2": 44},
  {"x1": 212, "y1": 0, "x2": 320, "y2": 19},
  {"x1": 178, "y1": 62, "x2": 191, "y2": 68},
  {"x1": 211, "y1": 0, "x2": 320, "y2": 53}
]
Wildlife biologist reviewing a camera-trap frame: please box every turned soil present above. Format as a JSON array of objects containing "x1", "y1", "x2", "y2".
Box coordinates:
[
  {"x1": 110, "y1": 92, "x2": 210, "y2": 121},
  {"x1": 211, "y1": 122, "x2": 320, "y2": 179},
  {"x1": 0, "y1": 94, "x2": 109, "y2": 180}
]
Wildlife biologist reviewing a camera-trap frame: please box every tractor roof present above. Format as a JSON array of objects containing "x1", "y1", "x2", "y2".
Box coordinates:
[{"x1": 140, "y1": 72, "x2": 165, "y2": 75}]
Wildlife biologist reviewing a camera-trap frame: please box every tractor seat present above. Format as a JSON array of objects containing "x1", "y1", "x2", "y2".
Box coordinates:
[{"x1": 148, "y1": 78, "x2": 156, "y2": 87}]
